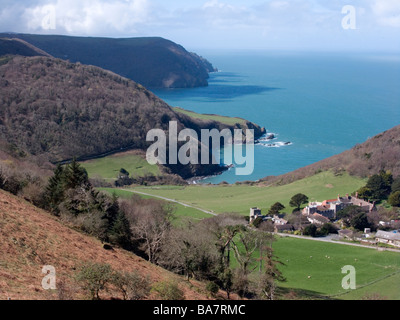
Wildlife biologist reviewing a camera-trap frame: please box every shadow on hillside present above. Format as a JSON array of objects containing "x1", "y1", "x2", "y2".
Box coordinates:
[{"x1": 276, "y1": 287, "x2": 338, "y2": 301}]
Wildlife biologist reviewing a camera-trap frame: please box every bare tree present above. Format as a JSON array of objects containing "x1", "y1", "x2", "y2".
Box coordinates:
[
  {"x1": 121, "y1": 197, "x2": 175, "y2": 264},
  {"x1": 158, "y1": 221, "x2": 219, "y2": 281}
]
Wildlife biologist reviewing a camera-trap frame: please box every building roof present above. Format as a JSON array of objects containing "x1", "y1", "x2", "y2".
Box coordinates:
[
  {"x1": 310, "y1": 213, "x2": 330, "y2": 223},
  {"x1": 325, "y1": 199, "x2": 339, "y2": 204},
  {"x1": 338, "y1": 229, "x2": 354, "y2": 238},
  {"x1": 275, "y1": 224, "x2": 293, "y2": 231},
  {"x1": 317, "y1": 205, "x2": 333, "y2": 212},
  {"x1": 376, "y1": 230, "x2": 400, "y2": 241}
]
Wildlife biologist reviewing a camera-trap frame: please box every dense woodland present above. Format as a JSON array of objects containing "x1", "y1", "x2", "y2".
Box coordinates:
[
  {"x1": 0, "y1": 55, "x2": 266, "y2": 179},
  {"x1": 0, "y1": 55, "x2": 182, "y2": 162}
]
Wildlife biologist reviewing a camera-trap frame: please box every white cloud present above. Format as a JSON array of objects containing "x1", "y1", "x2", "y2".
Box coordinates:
[
  {"x1": 269, "y1": 1, "x2": 289, "y2": 10},
  {"x1": 0, "y1": 0, "x2": 399, "y2": 51},
  {"x1": 371, "y1": 0, "x2": 400, "y2": 27},
  {"x1": 22, "y1": 0, "x2": 150, "y2": 35}
]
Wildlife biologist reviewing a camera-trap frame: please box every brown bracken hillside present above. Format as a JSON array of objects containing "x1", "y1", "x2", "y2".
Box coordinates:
[{"x1": 0, "y1": 189, "x2": 222, "y2": 300}]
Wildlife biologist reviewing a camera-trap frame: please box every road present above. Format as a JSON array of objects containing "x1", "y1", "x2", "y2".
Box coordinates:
[{"x1": 120, "y1": 189, "x2": 218, "y2": 216}]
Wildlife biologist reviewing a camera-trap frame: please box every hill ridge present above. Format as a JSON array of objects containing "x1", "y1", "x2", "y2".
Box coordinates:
[
  {"x1": 0, "y1": 33, "x2": 216, "y2": 88},
  {"x1": 0, "y1": 55, "x2": 264, "y2": 180}
]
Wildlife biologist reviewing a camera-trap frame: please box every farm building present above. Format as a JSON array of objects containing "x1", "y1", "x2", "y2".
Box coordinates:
[{"x1": 375, "y1": 230, "x2": 400, "y2": 248}]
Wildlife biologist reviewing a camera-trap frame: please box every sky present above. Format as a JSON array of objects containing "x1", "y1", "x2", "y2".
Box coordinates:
[{"x1": 0, "y1": 0, "x2": 399, "y2": 52}]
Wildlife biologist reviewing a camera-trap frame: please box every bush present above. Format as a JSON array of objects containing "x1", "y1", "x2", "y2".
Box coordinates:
[
  {"x1": 152, "y1": 281, "x2": 185, "y2": 300},
  {"x1": 75, "y1": 263, "x2": 113, "y2": 300},
  {"x1": 388, "y1": 191, "x2": 400, "y2": 207},
  {"x1": 206, "y1": 282, "x2": 219, "y2": 297},
  {"x1": 319, "y1": 223, "x2": 338, "y2": 236},
  {"x1": 111, "y1": 271, "x2": 151, "y2": 300},
  {"x1": 19, "y1": 181, "x2": 46, "y2": 207},
  {"x1": 303, "y1": 224, "x2": 318, "y2": 237}
]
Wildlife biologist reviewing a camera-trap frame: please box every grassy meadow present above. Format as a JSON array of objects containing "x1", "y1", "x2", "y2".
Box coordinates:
[
  {"x1": 272, "y1": 237, "x2": 400, "y2": 300},
  {"x1": 81, "y1": 150, "x2": 161, "y2": 181},
  {"x1": 99, "y1": 188, "x2": 213, "y2": 224},
  {"x1": 173, "y1": 107, "x2": 246, "y2": 126},
  {"x1": 120, "y1": 171, "x2": 366, "y2": 216}
]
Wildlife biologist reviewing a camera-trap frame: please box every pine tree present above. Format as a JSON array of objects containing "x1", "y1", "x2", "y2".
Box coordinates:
[
  {"x1": 64, "y1": 158, "x2": 89, "y2": 190},
  {"x1": 45, "y1": 164, "x2": 65, "y2": 213},
  {"x1": 108, "y1": 211, "x2": 132, "y2": 249}
]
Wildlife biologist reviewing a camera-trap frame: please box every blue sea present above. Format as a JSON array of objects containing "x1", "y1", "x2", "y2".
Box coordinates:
[{"x1": 153, "y1": 51, "x2": 400, "y2": 184}]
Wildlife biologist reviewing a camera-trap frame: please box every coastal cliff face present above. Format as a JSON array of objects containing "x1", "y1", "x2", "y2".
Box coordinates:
[
  {"x1": 168, "y1": 114, "x2": 266, "y2": 179},
  {"x1": 0, "y1": 55, "x2": 262, "y2": 180},
  {"x1": 0, "y1": 33, "x2": 216, "y2": 89}
]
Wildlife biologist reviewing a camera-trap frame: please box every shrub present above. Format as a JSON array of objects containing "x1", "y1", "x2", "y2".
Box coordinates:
[
  {"x1": 152, "y1": 281, "x2": 185, "y2": 300},
  {"x1": 303, "y1": 224, "x2": 318, "y2": 237},
  {"x1": 111, "y1": 271, "x2": 151, "y2": 300},
  {"x1": 206, "y1": 281, "x2": 219, "y2": 297},
  {"x1": 75, "y1": 263, "x2": 113, "y2": 300},
  {"x1": 388, "y1": 191, "x2": 400, "y2": 207}
]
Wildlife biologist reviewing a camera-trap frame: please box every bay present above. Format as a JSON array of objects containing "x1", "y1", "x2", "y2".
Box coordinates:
[{"x1": 153, "y1": 51, "x2": 400, "y2": 184}]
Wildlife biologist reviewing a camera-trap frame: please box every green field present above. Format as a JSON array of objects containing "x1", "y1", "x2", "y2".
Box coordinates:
[
  {"x1": 173, "y1": 107, "x2": 246, "y2": 126},
  {"x1": 99, "y1": 188, "x2": 213, "y2": 224},
  {"x1": 81, "y1": 151, "x2": 161, "y2": 181},
  {"x1": 122, "y1": 171, "x2": 366, "y2": 215},
  {"x1": 272, "y1": 237, "x2": 400, "y2": 300}
]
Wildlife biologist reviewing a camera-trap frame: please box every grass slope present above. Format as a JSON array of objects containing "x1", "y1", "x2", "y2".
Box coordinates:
[
  {"x1": 81, "y1": 150, "x2": 161, "y2": 181},
  {"x1": 99, "y1": 188, "x2": 213, "y2": 223},
  {"x1": 123, "y1": 171, "x2": 366, "y2": 215},
  {"x1": 173, "y1": 107, "x2": 246, "y2": 126},
  {"x1": 272, "y1": 237, "x2": 400, "y2": 300}
]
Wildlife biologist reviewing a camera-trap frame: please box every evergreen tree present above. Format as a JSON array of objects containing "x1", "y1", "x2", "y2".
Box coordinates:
[
  {"x1": 45, "y1": 164, "x2": 65, "y2": 213},
  {"x1": 363, "y1": 171, "x2": 393, "y2": 201},
  {"x1": 64, "y1": 159, "x2": 89, "y2": 190},
  {"x1": 108, "y1": 211, "x2": 132, "y2": 249}
]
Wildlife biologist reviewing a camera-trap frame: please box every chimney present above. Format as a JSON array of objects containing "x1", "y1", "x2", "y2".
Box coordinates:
[{"x1": 355, "y1": 192, "x2": 359, "y2": 199}]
